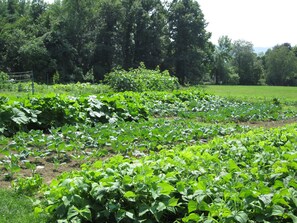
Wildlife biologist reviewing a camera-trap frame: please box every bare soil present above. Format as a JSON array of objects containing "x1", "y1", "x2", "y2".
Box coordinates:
[{"x1": 242, "y1": 118, "x2": 296, "y2": 128}]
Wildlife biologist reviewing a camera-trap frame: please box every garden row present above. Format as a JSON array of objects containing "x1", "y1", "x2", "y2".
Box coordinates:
[
  {"x1": 0, "y1": 119, "x2": 245, "y2": 181},
  {"x1": 1, "y1": 88, "x2": 295, "y2": 136},
  {"x1": 36, "y1": 124, "x2": 297, "y2": 222}
]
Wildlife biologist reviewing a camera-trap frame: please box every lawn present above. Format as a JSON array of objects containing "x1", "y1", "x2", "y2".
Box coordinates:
[
  {"x1": 204, "y1": 85, "x2": 297, "y2": 102},
  {"x1": 0, "y1": 189, "x2": 48, "y2": 223}
]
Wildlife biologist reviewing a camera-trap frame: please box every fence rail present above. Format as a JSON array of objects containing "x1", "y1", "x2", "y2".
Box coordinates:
[{"x1": 0, "y1": 71, "x2": 34, "y2": 94}]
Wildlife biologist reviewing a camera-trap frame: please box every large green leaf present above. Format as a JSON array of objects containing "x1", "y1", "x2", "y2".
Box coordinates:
[{"x1": 11, "y1": 108, "x2": 29, "y2": 125}]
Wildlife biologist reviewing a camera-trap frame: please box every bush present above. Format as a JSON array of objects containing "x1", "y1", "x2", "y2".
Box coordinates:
[
  {"x1": 0, "y1": 71, "x2": 9, "y2": 89},
  {"x1": 104, "y1": 63, "x2": 180, "y2": 92}
]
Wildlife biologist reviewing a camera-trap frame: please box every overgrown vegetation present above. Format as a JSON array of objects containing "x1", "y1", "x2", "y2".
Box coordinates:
[
  {"x1": 104, "y1": 64, "x2": 179, "y2": 92},
  {"x1": 0, "y1": 71, "x2": 9, "y2": 90}
]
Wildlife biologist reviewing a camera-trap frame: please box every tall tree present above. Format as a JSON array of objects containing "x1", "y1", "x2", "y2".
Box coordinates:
[
  {"x1": 30, "y1": 0, "x2": 47, "y2": 21},
  {"x1": 133, "y1": 0, "x2": 167, "y2": 69},
  {"x1": 168, "y1": 0, "x2": 212, "y2": 84},
  {"x1": 7, "y1": 0, "x2": 18, "y2": 22},
  {"x1": 212, "y1": 35, "x2": 233, "y2": 84},
  {"x1": 120, "y1": 0, "x2": 137, "y2": 69},
  {"x1": 93, "y1": 0, "x2": 122, "y2": 81},
  {"x1": 265, "y1": 44, "x2": 297, "y2": 86},
  {"x1": 50, "y1": 0, "x2": 96, "y2": 82},
  {"x1": 231, "y1": 40, "x2": 261, "y2": 85}
]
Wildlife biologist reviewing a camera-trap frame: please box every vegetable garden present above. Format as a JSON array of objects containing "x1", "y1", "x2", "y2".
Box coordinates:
[{"x1": 0, "y1": 76, "x2": 297, "y2": 222}]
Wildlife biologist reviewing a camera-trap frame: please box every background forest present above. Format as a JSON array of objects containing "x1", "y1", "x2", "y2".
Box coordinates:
[{"x1": 0, "y1": 0, "x2": 297, "y2": 86}]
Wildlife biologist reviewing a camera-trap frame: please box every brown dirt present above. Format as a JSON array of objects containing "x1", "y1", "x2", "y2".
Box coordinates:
[
  {"x1": 0, "y1": 157, "x2": 82, "y2": 189},
  {"x1": 242, "y1": 118, "x2": 297, "y2": 128}
]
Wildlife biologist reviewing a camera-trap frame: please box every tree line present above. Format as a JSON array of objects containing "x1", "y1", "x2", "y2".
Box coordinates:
[
  {"x1": 213, "y1": 37, "x2": 297, "y2": 86},
  {"x1": 0, "y1": 0, "x2": 296, "y2": 86}
]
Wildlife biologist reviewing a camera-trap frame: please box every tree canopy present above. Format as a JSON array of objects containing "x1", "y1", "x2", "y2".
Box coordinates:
[
  {"x1": 0, "y1": 0, "x2": 296, "y2": 86},
  {"x1": 0, "y1": 0, "x2": 212, "y2": 84}
]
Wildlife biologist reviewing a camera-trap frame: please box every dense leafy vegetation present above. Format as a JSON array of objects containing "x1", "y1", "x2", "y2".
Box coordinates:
[
  {"x1": 39, "y1": 124, "x2": 297, "y2": 222},
  {"x1": 0, "y1": 0, "x2": 212, "y2": 84},
  {"x1": 0, "y1": 119, "x2": 244, "y2": 183},
  {"x1": 1, "y1": 88, "x2": 295, "y2": 136},
  {"x1": 0, "y1": 93, "x2": 147, "y2": 136},
  {"x1": 1, "y1": 1, "x2": 297, "y2": 86},
  {"x1": 104, "y1": 64, "x2": 179, "y2": 92}
]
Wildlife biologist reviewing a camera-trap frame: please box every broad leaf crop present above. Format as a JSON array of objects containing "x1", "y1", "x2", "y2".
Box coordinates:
[{"x1": 40, "y1": 124, "x2": 297, "y2": 222}]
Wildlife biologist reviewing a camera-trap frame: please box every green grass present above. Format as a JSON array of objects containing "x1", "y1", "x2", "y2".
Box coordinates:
[
  {"x1": 204, "y1": 85, "x2": 297, "y2": 102},
  {"x1": 0, "y1": 189, "x2": 48, "y2": 223}
]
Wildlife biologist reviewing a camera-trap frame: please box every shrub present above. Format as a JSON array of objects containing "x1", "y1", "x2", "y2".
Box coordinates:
[
  {"x1": 0, "y1": 71, "x2": 9, "y2": 89},
  {"x1": 104, "y1": 63, "x2": 180, "y2": 92}
]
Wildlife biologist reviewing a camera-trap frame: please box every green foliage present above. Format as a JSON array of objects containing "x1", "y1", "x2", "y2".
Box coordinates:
[
  {"x1": 0, "y1": 93, "x2": 148, "y2": 136},
  {"x1": 168, "y1": 0, "x2": 213, "y2": 84},
  {"x1": 212, "y1": 35, "x2": 233, "y2": 84},
  {"x1": 52, "y1": 71, "x2": 60, "y2": 84},
  {"x1": 104, "y1": 64, "x2": 180, "y2": 92},
  {"x1": 0, "y1": 189, "x2": 48, "y2": 223},
  {"x1": 40, "y1": 124, "x2": 297, "y2": 222},
  {"x1": 1, "y1": 85, "x2": 297, "y2": 222},
  {"x1": 232, "y1": 40, "x2": 262, "y2": 85},
  {"x1": 0, "y1": 102, "x2": 41, "y2": 136},
  {"x1": 265, "y1": 44, "x2": 297, "y2": 86},
  {"x1": 12, "y1": 174, "x2": 43, "y2": 196},
  {"x1": 1, "y1": 86, "x2": 296, "y2": 136},
  {"x1": 226, "y1": 67, "x2": 240, "y2": 85},
  {"x1": 141, "y1": 89, "x2": 294, "y2": 122},
  {"x1": 0, "y1": 71, "x2": 9, "y2": 89},
  {"x1": 0, "y1": 0, "x2": 213, "y2": 85}
]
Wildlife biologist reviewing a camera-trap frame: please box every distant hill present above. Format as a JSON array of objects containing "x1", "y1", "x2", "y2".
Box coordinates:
[{"x1": 254, "y1": 47, "x2": 270, "y2": 54}]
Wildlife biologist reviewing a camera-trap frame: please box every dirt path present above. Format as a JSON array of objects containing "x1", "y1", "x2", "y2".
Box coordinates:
[{"x1": 241, "y1": 118, "x2": 296, "y2": 128}]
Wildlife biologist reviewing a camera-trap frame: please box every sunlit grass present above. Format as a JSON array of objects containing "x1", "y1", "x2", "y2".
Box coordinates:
[
  {"x1": 204, "y1": 85, "x2": 297, "y2": 101},
  {"x1": 0, "y1": 189, "x2": 48, "y2": 223}
]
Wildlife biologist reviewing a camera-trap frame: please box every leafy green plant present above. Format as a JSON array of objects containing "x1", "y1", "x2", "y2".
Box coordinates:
[
  {"x1": 2, "y1": 154, "x2": 21, "y2": 181},
  {"x1": 39, "y1": 124, "x2": 297, "y2": 222},
  {"x1": 0, "y1": 71, "x2": 9, "y2": 89},
  {"x1": 12, "y1": 174, "x2": 43, "y2": 196},
  {"x1": 0, "y1": 93, "x2": 148, "y2": 135},
  {"x1": 104, "y1": 63, "x2": 180, "y2": 92}
]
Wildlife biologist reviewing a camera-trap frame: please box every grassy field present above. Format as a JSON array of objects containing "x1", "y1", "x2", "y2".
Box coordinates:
[{"x1": 204, "y1": 85, "x2": 297, "y2": 102}]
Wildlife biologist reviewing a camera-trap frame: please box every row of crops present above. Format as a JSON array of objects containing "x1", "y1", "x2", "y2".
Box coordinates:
[
  {"x1": 1, "y1": 89, "x2": 295, "y2": 136},
  {"x1": 40, "y1": 125, "x2": 297, "y2": 222},
  {"x1": 0, "y1": 87, "x2": 297, "y2": 222}
]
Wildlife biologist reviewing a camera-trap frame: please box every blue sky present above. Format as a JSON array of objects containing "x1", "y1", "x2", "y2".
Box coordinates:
[{"x1": 199, "y1": 0, "x2": 297, "y2": 47}]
